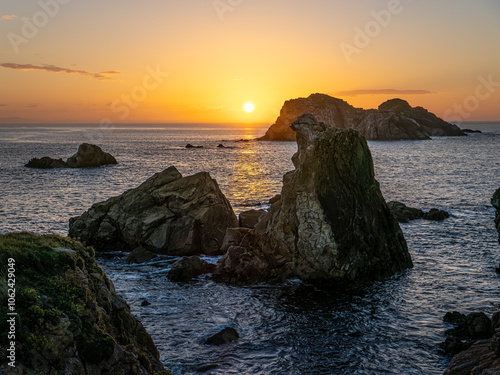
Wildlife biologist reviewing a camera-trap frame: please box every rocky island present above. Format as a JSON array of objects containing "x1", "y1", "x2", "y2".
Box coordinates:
[
  {"x1": 26, "y1": 143, "x2": 117, "y2": 169},
  {"x1": 214, "y1": 114, "x2": 413, "y2": 285},
  {"x1": 259, "y1": 94, "x2": 465, "y2": 141},
  {"x1": 0, "y1": 233, "x2": 169, "y2": 375}
]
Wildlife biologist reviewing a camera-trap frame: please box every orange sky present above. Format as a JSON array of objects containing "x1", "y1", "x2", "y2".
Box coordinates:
[{"x1": 0, "y1": 0, "x2": 499, "y2": 125}]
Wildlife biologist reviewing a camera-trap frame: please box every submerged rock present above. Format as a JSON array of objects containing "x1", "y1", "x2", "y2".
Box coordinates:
[
  {"x1": 215, "y1": 114, "x2": 413, "y2": 285},
  {"x1": 186, "y1": 144, "x2": 203, "y2": 149},
  {"x1": 0, "y1": 232, "x2": 166, "y2": 375},
  {"x1": 462, "y1": 128, "x2": 482, "y2": 133},
  {"x1": 388, "y1": 201, "x2": 449, "y2": 223},
  {"x1": 25, "y1": 156, "x2": 66, "y2": 169},
  {"x1": 205, "y1": 327, "x2": 239, "y2": 345},
  {"x1": 69, "y1": 166, "x2": 238, "y2": 256},
  {"x1": 259, "y1": 94, "x2": 464, "y2": 141},
  {"x1": 167, "y1": 256, "x2": 215, "y2": 282}
]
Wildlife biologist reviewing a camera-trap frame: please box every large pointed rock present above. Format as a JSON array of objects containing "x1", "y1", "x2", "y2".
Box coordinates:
[
  {"x1": 259, "y1": 93, "x2": 464, "y2": 141},
  {"x1": 69, "y1": 166, "x2": 238, "y2": 255},
  {"x1": 215, "y1": 114, "x2": 412, "y2": 285}
]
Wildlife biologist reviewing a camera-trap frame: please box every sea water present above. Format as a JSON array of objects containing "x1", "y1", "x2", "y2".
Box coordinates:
[{"x1": 0, "y1": 123, "x2": 499, "y2": 374}]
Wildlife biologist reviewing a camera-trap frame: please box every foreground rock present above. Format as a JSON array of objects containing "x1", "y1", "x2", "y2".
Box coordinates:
[
  {"x1": 493, "y1": 188, "x2": 500, "y2": 244},
  {"x1": 387, "y1": 201, "x2": 450, "y2": 223},
  {"x1": 69, "y1": 166, "x2": 238, "y2": 256},
  {"x1": 215, "y1": 114, "x2": 413, "y2": 285},
  {"x1": 0, "y1": 233, "x2": 168, "y2": 375},
  {"x1": 443, "y1": 311, "x2": 500, "y2": 374},
  {"x1": 26, "y1": 143, "x2": 117, "y2": 169},
  {"x1": 259, "y1": 94, "x2": 465, "y2": 141}
]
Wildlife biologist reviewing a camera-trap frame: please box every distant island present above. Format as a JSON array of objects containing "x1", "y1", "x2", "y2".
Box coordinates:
[{"x1": 259, "y1": 94, "x2": 465, "y2": 141}]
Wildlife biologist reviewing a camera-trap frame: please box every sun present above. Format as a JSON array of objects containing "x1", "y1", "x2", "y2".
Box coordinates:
[{"x1": 244, "y1": 102, "x2": 255, "y2": 113}]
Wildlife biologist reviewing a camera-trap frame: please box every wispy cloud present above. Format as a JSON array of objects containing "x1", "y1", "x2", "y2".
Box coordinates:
[
  {"x1": 0, "y1": 104, "x2": 7, "y2": 107},
  {"x1": 335, "y1": 89, "x2": 432, "y2": 97},
  {"x1": 26, "y1": 104, "x2": 38, "y2": 108},
  {"x1": 1, "y1": 15, "x2": 17, "y2": 21},
  {"x1": 0, "y1": 63, "x2": 121, "y2": 81}
]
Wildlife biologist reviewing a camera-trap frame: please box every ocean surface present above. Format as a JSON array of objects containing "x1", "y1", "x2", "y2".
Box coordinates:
[{"x1": 1, "y1": 122, "x2": 500, "y2": 374}]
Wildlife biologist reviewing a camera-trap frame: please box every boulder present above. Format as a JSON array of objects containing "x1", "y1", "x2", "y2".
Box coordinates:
[
  {"x1": 422, "y1": 208, "x2": 450, "y2": 221},
  {"x1": 493, "y1": 188, "x2": 500, "y2": 244},
  {"x1": 205, "y1": 327, "x2": 239, "y2": 345},
  {"x1": 239, "y1": 209, "x2": 266, "y2": 229},
  {"x1": 220, "y1": 227, "x2": 253, "y2": 253},
  {"x1": 185, "y1": 144, "x2": 203, "y2": 149},
  {"x1": 462, "y1": 128, "x2": 482, "y2": 133},
  {"x1": 259, "y1": 94, "x2": 464, "y2": 141},
  {"x1": 69, "y1": 166, "x2": 238, "y2": 256},
  {"x1": 25, "y1": 156, "x2": 66, "y2": 169},
  {"x1": 167, "y1": 256, "x2": 215, "y2": 282},
  {"x1": 215, "y1": 115, "x2": 413, "y2": 285},
  {"x1": 25, "y1": 143, "x2": 117, "y2": 169},
  {"x1": 65, "y1": 143, "x2": 117, "y2": 168}
]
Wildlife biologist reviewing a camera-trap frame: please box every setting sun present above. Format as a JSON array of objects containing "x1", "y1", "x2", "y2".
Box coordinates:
[{"x1": 244, "y1": 103, "x2": 255, "y2": 113}]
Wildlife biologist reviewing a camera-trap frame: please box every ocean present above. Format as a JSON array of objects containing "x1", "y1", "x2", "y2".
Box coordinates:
[{"x1": 1, "y1": 122, "x2": 499, "y2": 374}]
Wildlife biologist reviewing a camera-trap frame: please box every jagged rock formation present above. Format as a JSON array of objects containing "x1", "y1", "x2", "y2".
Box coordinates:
[
  {"x1": 493, "y1": 188, "x2": 500, "y2": 243},
  {"x1": 69, "y1": 166, "x2": 238, "y2": 256},
  {"x1": 26, "y1": 143, "x2": 117, "y2": 169},
  {"x1": 0, "y1": 233, "x2": 167, "y2": 375},
  {"x1": 259, "y1": 94, "x2": 465, "y2": 141},
  {"x1": 214, "y1": 114, "x2": 413, "y2": 285}
]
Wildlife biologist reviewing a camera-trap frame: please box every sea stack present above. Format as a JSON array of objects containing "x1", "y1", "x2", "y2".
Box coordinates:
[
  {"x1": 215, "y1": 114, "x2": 413, "y2": 285},
  {"x1": 259, "y1": 94, "x2": 465, "y2": 141},
  {"x1": 69, "y1": 166, "x2": 238, "y2": 255}
]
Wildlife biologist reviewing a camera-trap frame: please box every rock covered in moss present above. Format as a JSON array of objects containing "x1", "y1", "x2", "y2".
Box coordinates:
[
  {"x1": 69, "y1": 166, "x2": 238, "y2": 256},
  {"x1": 0, "y1": 233, "x2": 167, "y2": 375},
  {"x1": 215, "y1": 115, "x2": 413, "y2": 285}
]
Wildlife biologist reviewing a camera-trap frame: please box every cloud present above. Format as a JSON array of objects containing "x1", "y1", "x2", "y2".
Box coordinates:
[
  {"x1": 0, "y1": 104, "x2": 7, "y2": 107},
  {"x1": 0, "y1": 63, "x2": 121, "y2": 81},
  {"x1": 1, "y1": 15, "x2": 17, "y2": 21},
  {"x1": 26, "y1": 104, "x2": 38, "y2": 108},
  {"x1": 335, "y1": 89, "x2": 432, "y2": 97}
]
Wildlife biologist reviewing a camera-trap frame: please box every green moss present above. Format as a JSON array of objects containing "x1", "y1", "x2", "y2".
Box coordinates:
[{"x1": 138, "y1": 349, "x2": 152, "y2": 372}]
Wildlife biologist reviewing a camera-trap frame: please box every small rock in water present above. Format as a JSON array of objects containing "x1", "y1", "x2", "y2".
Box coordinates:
[
  {"x1": 141, "y1": 300, "x2": 151, "y2": 307},
  {"x1": 496, "y1": 264, "x2": 500, "y2": 274},
  {"x1": 186, "y1": 144, "x2": 203, "y2": 149},
  {"x1": 196, "y1": 363, "x2": 219, "y2": 372},
  {"x1": 205, "y1": 327, "x2": 239, "y2": 345},
  {"x1": 422, "y1": 208, "x2": 450, "y2": 221}
]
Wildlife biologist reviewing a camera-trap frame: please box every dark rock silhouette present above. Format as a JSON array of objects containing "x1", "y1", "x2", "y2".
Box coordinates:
[
  {"x1": 388, "y1": 201, "x2": 449, "y2": 223},
  {"x1": 26, "y1": 156, "x2": 66, "y2": 169},
  {"x1": 215, "y1": 114, "x2": 413, "y2": 285},
  {"x1": 462, "y1": 128, "x2": 482, "y2": 133},
  {"x1": 69, "y1": 166, "x2": 238, "y2": 256},
  {"x1": 26, "y1": 143, "x2": 117, "y2": 169},
  {"x1": 205, "y1": 327, "x2": 239, "y2": 345},
  {"x1": 185, "y1": 144, "x2": 203, "y2": 149},
  {"x1": 493, "y1": 188, "x2": 500, "y2": 244},
  {"x1": 259, "y1": 94, "x2": 464, "y2": 141}
]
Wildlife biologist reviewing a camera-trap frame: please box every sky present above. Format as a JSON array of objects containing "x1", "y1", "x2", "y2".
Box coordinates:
[{"x1": 0, "y1": 0, "x2": 499, "y2": 125}]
